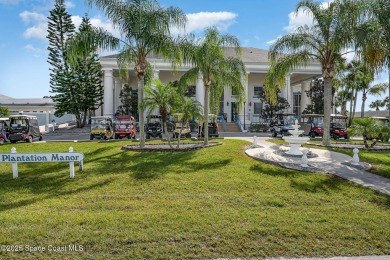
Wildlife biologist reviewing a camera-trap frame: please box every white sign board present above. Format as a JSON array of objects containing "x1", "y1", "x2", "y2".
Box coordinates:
[
  {"x1": 0, "y1": 153, "x2": 84, "y2": 163},
  {"x1": 0, "y1": 147, "x2": 84, "y2": 179}
]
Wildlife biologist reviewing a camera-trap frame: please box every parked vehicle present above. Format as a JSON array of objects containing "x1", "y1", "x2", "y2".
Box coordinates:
[
  {"x1": 300, "y1": 114, "x2": 324, "y2": 138},
  {"x1": 199, "y1": 114, "x2": 219, "y2": 137},
  {"x1": 115, "y1": 115, "x2": 136, "y2": 139},
  {"x1": 0, "y1": 117, "x2": 10, "y2": 144},
  {"x1": 90, "y1": 116, "x2": 115, "y2": 140},
  {"x1": 8, "y1": 115, "x2": 42, "y2": 143},
  {"x1": 330, "y1": 114, "x2": 348, "y2": 139},
  {"x1": 145, "y1": 115, "x2": 163, "y2": 139},
  {"x1": 171, "y1": 113, "x2": 191, "y2": 138},
  {"x1": 270, "y1": 113, "x2": 296, "y2": 137}
]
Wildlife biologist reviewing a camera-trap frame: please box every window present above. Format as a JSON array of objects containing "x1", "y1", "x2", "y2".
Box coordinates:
[
  {"x1": 253, "y1": 102, "x2": 262, "y2": 115},
  {"x1": 254, "y1": 86, "x2": 264, "y2": 98},
  {"x1": 293, "y1": 92, "x2": 301, "y2": 117},
  {"x1": 185, "y1": 85, "x2": 196, "y2": 97}
]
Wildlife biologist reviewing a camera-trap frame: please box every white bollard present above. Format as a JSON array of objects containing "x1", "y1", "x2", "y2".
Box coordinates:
[
  {"x1": 11, "y1": 147, "x2": 18, "y2": 179},
  {"x1": 252, "y1": 136, "x2": 258, "y2": 147},
  {"x1": 300, "y1": 148, "x2": 309, "y2": 167},
  {"x1": 351, "y1": 148, "x2": 360, "y2": 166},
  {"x1": 69, "y1": 147, "x2": 75, "y2": 178}
]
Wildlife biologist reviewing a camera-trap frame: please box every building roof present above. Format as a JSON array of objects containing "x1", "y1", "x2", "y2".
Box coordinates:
[
  {"x1": 354, "y1": 110, "x2": 390, "y2": 118},
  {"x1": 100, "y1": 47, "x2": 270, "y2": 63},
  {"x1": 0, "y1": 95, "x2": 55, "y2": 106}
]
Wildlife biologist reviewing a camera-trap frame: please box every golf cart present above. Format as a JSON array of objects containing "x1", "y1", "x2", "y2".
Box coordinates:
[
  {"x1": 172, "y1": 113, "x2": 192, "y2": 139},
  {"x1": 145, "y1": 115, "x2": 163, "y2": 139},
  {"x1": 90, "y1": 116, "x2": 115, "y2": 140},
  {"x1": 330, "y1": 114, "x2": 348, "y2": 139},
  {"x1": 115, "y1": 115, "x2": 136, "y2": 139},
  {"x1": 8, "y1": 115, "x2": 42, "y2": 143},
  {"x1": 0, "y1": 117, "x2": 10, "y2": 144},
  {"x1": 270, "y1": 113, "x2": 296, "y2": 137},
  {"x1": 300, "y1": 114, "x2": 324, "y2": 138},
  {"x1": 198, "y1": 114, "x2": 219, "y2": 137}
]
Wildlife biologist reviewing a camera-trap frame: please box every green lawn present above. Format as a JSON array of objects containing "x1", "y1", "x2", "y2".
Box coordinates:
[{"x1": 0, "y1": 140, "x2": 389, "y2": 259}]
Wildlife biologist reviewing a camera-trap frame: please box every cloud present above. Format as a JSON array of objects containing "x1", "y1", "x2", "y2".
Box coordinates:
[
  {"x1": 24, "y1": 44, "x2": 45, "y2": 58},
  {"x1": 266, "y1": 1, "x2": 334, "y2": 45},
  {"x1": 20, "y1": 11, "x2": 47, "y2": 40},
  {"x1": 65, "y1": 1, "x2": 75, "y2": 9},
  {"x1": 171, "y1": 11, "x2": 237, "y2": 35}
]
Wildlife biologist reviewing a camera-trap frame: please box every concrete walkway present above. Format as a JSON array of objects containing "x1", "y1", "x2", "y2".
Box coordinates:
[{"x1": 226, "y1": 137, "x2": 390, "y2": 196}]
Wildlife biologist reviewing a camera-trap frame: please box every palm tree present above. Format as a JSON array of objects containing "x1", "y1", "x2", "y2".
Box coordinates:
[
  {"x1": 357, "y1": 0, "x2": 390, "y2": 118},
  {"x1": 179, "y1": 27, "x2": 246, "y2": 145},
  {"x1": 143, "y1": 80, "x2": 179, "y2": 148},
  {"x1": 175, "y1": 98, "x2": 203, "y2": 148},
  {"x1": 265, "y1": 0, "x2": 360, "y2": 145},
  {"x1": 369, "y1": 99, "x2": 386, "y2": 111},
  {"x1": 86, "y1": 0, "x2": 187, "y2": 148}
]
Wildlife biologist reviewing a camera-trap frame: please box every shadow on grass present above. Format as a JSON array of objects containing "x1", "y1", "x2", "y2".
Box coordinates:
[
  {"x1": 0, "y1": 175, "x2": 113, "y2": 212},
  {"x1": 250, "y1": 163, "x2": 343, "y2": 194},
  {"x1": 120, "y1": 151, "x2": 232, "y2": 180}
]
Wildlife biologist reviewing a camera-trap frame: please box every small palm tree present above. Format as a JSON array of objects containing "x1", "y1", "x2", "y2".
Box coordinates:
[
  {"x1": 143, "y1": 80, "x2": 179, "y2": 148},
  {"x1": 349, "y1": 117, "x2": 389, "y2": 148},
  {"x1": 265, "y1": 0, "x2": 360, "y2": 146},
  {"x1": 369, "y1": 99, "x2": 386, "y2": 111},
  {"x1": 175, "y1": 98, "x2": 203, "y2": 148},
  {"x1": 179, "y1": 27, "x2": 246, "y2": 145}
]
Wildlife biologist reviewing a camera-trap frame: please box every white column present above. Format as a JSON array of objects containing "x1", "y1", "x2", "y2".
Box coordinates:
[
  {"x1": 300, "y1": 80, "x2": 310, "y2": 114},
  {"x1": 286, "y1": 75, "x2": 292, "y2": 113},
  {"x1": 196, "y1": 73, "x2": 204, "y2": 107},
  {"x1": 241, "y1": 73, "x2": 249, "y2": 127},
  {"x1": 114, "y1": 78, "x2": 122, "y2": 113},
  {"x1": 153, "y1": 70, "x2": 159, "y2": 80},
  {"x1": 103, "y1": 70, "x2": 114, "y2": 117}
]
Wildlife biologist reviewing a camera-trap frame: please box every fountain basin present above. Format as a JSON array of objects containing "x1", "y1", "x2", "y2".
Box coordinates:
[{"x1": 282, "y1": 136, "x2": 310, "y2": 155}]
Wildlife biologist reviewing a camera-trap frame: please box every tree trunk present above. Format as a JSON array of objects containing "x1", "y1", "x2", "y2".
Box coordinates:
[
  {"x1": 82, "y1": 109, "x2": 88, "y2": 128},
  {"x1": 341, "y1": 101, "x2": 347, "y2": 116},
  {"x1": 352, "y1": 89, "x2": 358, "y2": 121},
  {"x1": 322, "y1": 76, "x2": 332, "y2": 146},
  {"x1": 203, "y1": 84, "x2": 209, "y2": 146},
  {"x1": 163, "y1": 121, "x2": 173, "y2": 149},
  {"x1": 138, "y1": 77, "x2": 145, "y2": 148},
  {"x1": 361, "y1": 91, "x2": 367, "y2": 118},
  {"x1": 75, "y1": 114, "x2": 82, "y2": 128},
  {"x1": 348, "y1": 91, "x2": 354, "y2": 126},
  {"x1": 388, "y1": 63, "x2": 390, "y2": 119}
]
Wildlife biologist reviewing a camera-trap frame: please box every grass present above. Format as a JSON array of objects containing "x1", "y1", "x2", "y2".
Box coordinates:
[
  {"x1": 0, "y1": 139, "x2": 389, "y2": 259},
  {"x1": 268, "y1": 138, "x2": 390, "y2": 179}
]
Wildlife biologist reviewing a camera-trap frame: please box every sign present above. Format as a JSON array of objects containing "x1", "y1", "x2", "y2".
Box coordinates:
[
  {"x1": 1, "y1": 147, "x2": 84, "y2": 179},
  {"x1": 0, "y1": 153, "x2": 84, "y2": 163}
]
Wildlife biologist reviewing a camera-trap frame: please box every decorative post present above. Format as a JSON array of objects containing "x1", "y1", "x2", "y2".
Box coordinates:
[
  {"x1": 11, "y1": 147, "x2": 18, "y2": 179},
  {"x1": 69, "y1": 147, "x2": 75, "y2": 178},
  {"x1": 351, "y1": 148, "x2": 360, "y2": 165},
  {"x1": 300, "y1": 148, "x2": 309, "y2": 167},
  {"x1": 252, "y1": 136, "x2": 258, "y2": 148}
]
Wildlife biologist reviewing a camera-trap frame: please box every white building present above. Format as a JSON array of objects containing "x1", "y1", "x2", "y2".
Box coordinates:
[
  {"x1": 100, "y1": 47, "x2": 321, "y2": 127},
  {"x1": 0, "y1": 95, "x2": 75, "y2": 126}
]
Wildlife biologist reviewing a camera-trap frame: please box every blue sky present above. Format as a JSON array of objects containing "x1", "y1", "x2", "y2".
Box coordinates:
[{"x1": 0, "y1": 0, "x2": 388, "y2": 111}]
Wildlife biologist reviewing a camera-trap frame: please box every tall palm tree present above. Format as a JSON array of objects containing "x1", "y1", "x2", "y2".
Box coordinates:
[
  {"x1": 143, "y1": 80, "x2": 179, "y2": 148},
  {"x1": 265, "y1": 0, "x2": 360, "y2": 145},
  {"x1": 86, "y1": 0, "x2": 187, "y2": 148},
  {"x1": 179, "y1": 27, "x2": 246, "y2": 145},
  {"x1": 357, "y1": 0, "x2": 390, "y2": 118}
]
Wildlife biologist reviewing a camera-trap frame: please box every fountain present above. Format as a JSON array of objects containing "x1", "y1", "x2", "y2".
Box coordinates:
[{"x1": 282, "y1": 119, "x2": 310, "y2": 156}]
